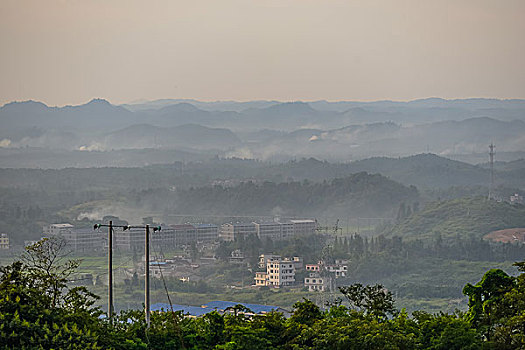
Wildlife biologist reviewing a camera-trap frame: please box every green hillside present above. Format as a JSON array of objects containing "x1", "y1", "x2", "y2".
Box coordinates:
[
  {"x1": 387, "y1": 196, "x2": 525, "y2": 241},
  {"x1": 172, "y1": 172, "x2": 419, "y2": 218}
]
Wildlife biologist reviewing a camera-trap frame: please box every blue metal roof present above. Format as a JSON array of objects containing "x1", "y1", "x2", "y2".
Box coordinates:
[
  {"x1": 151, "y1": 303, "x2": 213, "y2": 317},
  {"x1": 151, "y1": 301, "x2": 286, "y2": 317},
  {"x1": 203, "y1": 301, "x2": 282, "y2": 314}
]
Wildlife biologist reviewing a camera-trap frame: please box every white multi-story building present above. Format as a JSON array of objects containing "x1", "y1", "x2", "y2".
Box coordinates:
[
  {"x1": 254, "y1": 256, "x2": 296, "y2": 287},
  {"x1": 0, "y1": 233, "x2": 9, "y2": 250},
  {"x1": 69, "y1": 228, "x2": 105, "y2": 252},
  {"x1": 304, "y1": 272, "x2": 332, "y2": 292},
  {"x1": 44, "y1": 224, "x2": 104, "y2": 252}
]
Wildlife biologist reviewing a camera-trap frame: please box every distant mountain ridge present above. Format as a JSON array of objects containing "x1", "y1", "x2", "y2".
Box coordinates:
[
  {"x1": 2, "y1": 98, "x2": 525, "y2": 163},
  {"x1": 103, "y1": 123, "x2": 241, "y2": 150}
]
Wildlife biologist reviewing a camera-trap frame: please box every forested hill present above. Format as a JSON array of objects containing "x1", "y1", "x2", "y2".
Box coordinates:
[
  {"x1": 166, "y1": 172, "x2": 419, "y2": 218},
  {"x1": 1, "y1": 154, "x2": 524, "y2": 191},
  {"x1": 387, "y1": 197, "x2": 525, "y2": 241}
]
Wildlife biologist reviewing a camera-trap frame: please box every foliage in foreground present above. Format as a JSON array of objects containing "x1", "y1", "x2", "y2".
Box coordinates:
[{"x1": 1, "y1": 238, "x2": 524, "y2": 349}]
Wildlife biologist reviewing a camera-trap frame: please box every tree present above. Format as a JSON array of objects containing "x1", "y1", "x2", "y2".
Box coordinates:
[
  {"x1": 21, "y1": 237, "x2": 79, "y2": 308},
  {"x1": 288, "y1": 299, "x2": 322, "y2": 326},
  {"x1": 492, "y1": 261, "x2": 525, "y2": 348},
  {"x1": 0, "y1": 238, "x2": 102, "y2": 349},
  {"x1": 339, "y1": 283, "x2": 396, "y2": 319},
  {"x1": 463, "y1": 268, "x2": 515, "y2": 341}
]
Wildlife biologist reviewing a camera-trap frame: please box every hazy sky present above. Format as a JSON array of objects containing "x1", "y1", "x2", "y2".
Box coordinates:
[{"x1": 1, "y1": 0, "x2": 524, "y2": 106}]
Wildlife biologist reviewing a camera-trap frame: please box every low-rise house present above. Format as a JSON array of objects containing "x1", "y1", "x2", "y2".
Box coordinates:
[
  {"x1": 325, "y1": 264, "x2": 348, "y2": 278},
  {"x1": 510, "y1": 193, "x2": 524, "y2": 205},
  {"x1": 304, "y1": 272, "x2": 333, "y2": 292},
  {"x1": 254, "y1": 271, "x2": 268, "y2": 286},
  {"x1": 229, "y1": 249, "x2": 246, "y2": 264}
]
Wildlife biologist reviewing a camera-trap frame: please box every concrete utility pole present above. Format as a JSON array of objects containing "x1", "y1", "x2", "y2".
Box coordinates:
[
  {"x1": 108, "y1": 221, "x2": 113, "y2": 321},
  {"x1": 94, "y1": 221, "x2": 129, "y2": 323},
  {"x1": 94, "y1": 222, "x2": 161, "y2": 327},
  {"x1": 489, "y1": 143, "x2": 495, "y2": 200},
  {"x1": 145, "y1": 224, "x2": 150, "y2": 328}
]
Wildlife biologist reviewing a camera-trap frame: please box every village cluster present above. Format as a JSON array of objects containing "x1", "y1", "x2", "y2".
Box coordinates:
[{"x1": 12, "y1": 219, "x2": 349, "y2": 294}]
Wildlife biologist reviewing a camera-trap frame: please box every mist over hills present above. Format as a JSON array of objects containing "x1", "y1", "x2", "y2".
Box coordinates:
[
  {"x1": 1, "y1": 98, "x2": 525, "y2": 165},
  {"x1": 1, "y1": 153, "x2": 524, "y2": 194}
]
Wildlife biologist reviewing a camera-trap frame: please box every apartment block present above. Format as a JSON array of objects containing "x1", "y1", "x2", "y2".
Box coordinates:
[
  {"x1": 254, "y1": 222, "x2": 282, "y2": 241},
  {"x1": 254, "y1": 256, "x2": 296, "y2": 287},
  {"x1": 194, "y1": 224, "x2": 218, "y2": 243},
  {"x1": 44, "y1": 223, "x2": 104, "y2": 252},
  {"x1": 280, "y1": 221, "x2": 294, "y2": 240},
  {"x1": 114, "y1": 227, "x2": 144, "y2": 251},
  {"x1": 68, "y1": 227, "x2": 105, "y2": 252},
  {"x1": 289, "y1": 219, "x2": 317, "y2": 236},
  {"x1": 172, "y1": 224, "x2": 197, "y2": 246},
  {"x1": 219, "y1": 222, "x2": 256, "y2": 241}
]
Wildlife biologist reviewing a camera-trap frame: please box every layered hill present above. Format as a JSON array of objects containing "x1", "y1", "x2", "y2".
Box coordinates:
[
  {"x1": 168, "y1": 172, "x2": 419, "y2": 218},
  {"x1": 2, "y1": 98, "x2": 525, "y2": 164}
]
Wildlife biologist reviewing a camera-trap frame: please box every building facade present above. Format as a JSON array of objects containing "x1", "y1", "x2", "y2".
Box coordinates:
[
  {"x1": 304, "y1": 272, "x2": 332, "y2": 292},
  {"x1": 195, "y1": 224, "x2": 218, "y2": 243},
  {"x1": 219, "y1": 222, "x2": 257, "y2": 241},
  {"x1": 289, "y1": 219, "x2": 317, "y2": 236},
  {"x1": 255, "y1": 256, "x2": 296, "y2": 287},
  {"x1": 254, "y1": 222, "x2": 282, "y2": 241},
  {"x1": 44, "y1": 223, "x2": 104, "y2": 252},
  {"x1": 0, "y1": 233, "x2": 9, "y2": 250}
]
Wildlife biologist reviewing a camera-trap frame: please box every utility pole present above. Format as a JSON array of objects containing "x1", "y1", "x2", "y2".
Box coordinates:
[
  {"x1": 489, "y1": 143, "x2": 495, "y2": 200},
  {"x1": 145, "y1": 224, "x2": 150, "y2": 328},
  {"x1": 94, "y1": 221, "x2": 130, "y2": 323},
  {"x1": 108, "y1": 220, "x2": 113, "y2": 321},
  {"x1": 94, "y1": 222, "x2": 161, "y2": 327},
  {"x1": 123, "y1": 224, "x2": 161, "y2": 328}
]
